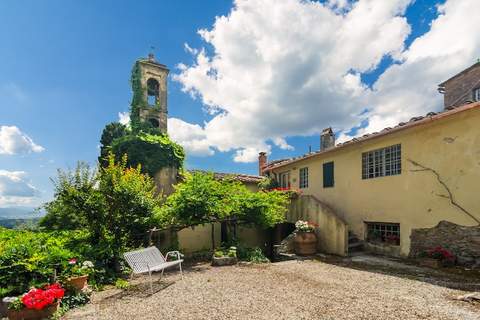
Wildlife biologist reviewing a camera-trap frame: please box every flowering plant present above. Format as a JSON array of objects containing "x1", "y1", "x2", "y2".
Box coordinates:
[
  {"x1": 62, "y1": 258, "x2": 95, "y2": 277},
  {"x1": 424, "y1": 246, "x2": 455, "y2": 262},
  {"x1": 9, "y1": 283, "x2": 64, "y2": 311},
  {"x1": 295, "y1": 220, "x2": 317, "y2": 233}
]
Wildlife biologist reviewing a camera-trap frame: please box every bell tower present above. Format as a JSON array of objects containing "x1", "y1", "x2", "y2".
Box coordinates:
[{"x1": 131, "y1": 53, "x2": 169, "y2": 133}]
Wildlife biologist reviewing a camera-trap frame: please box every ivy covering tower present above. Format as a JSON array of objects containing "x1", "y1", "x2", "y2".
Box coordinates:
[{"x1": 99, "y1": 54, "x2": 184, "y2": 195}]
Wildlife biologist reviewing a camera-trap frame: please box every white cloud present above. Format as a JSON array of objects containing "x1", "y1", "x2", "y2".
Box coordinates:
[
  {"x1": 174, "y1": 0, "x2": 414, "y2": 162},
  {"x1": 118, "y1": 112, "x2": 130, "y2": 125},
  {"x1": 0, "y1": 126, "x2": 44, "y2": 155},
  {"x1": 128, "y1": 0, "x2": 477, "y2": 164},
  {"x1": 168, "y1": 118, "x2": 214, "y2": 157},
  {"x1": 361, "y1": 0, "x2": 480, "y2": 135},
  {"x1": 0, "y1": 170, "x2": 39, "y2": 207}
]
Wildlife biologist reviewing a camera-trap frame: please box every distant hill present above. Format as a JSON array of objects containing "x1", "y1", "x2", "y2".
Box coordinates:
[
  {"x1": 0, "y1": 218, "x2": 41, "y2": 229},
  {"x1": 0, "y1": 207, "x2": 44, "y2": 220}
]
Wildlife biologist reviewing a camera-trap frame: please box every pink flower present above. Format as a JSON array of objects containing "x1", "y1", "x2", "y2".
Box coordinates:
[{"x1": 68, "y1": 258, "x2": 77, "y2": 265}]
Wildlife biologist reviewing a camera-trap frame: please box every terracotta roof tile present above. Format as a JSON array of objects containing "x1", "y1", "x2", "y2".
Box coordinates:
[{"x1": 264, "y1": 101, "x2": 480, "y2": 171}]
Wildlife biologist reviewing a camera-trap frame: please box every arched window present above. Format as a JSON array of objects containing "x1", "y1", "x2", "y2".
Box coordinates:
[
  {"x1": 147, "y1": 78, "x2": 160, "y2": 106},
  {"x1": 148, "y1": 118, "x2": 160, "y2": 128}
]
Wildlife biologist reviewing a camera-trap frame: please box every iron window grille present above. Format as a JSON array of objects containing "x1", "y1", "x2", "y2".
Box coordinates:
[
  {"x1": 299, "y1": 167, "x2": 309, "y2": 189},
  {"x1": 365, "y1": 222, "x2": 400, "y2": 246},
  {"x1": 362, "y1": 144, "x2": 401, "y2": 179}
]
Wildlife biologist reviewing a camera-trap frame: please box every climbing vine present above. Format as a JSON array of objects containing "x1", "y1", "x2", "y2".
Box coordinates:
[
  {"x1": 111, "y1": 133, "x2": 185, "y2": 177},
  {"x1": 129, "y1": 61, "x2": 145, "y2": 132}
]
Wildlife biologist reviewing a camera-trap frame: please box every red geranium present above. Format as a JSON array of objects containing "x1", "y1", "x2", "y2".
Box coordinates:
[
  {"x1": 427, "y1": 246, "x2": 455, "y2": 262},
  {"x1": 21, "y1": 283, "x2": 64, "y2": 310}
]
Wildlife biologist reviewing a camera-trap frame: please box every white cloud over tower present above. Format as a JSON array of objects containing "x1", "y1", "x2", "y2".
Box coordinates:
[{"x1": 170, "y1": 0, "x2": 480, "y2": 162}]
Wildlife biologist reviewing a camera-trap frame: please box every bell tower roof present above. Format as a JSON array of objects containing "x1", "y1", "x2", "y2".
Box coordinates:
[{"x1": 137, "y1": 53, "x2": 169, "y2": 71}]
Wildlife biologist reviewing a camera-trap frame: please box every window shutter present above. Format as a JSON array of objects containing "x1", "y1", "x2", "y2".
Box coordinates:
[{"x1": 323, "y1": 162, "x2": 334, "y2": 188}]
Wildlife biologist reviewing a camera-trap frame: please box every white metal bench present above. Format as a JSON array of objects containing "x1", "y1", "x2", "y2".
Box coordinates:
[{"x1": 123, "y1": 246, "x2": 184, "y2": 293}]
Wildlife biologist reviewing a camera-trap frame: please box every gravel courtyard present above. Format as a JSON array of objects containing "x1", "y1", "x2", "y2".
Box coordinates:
[{"x1": 65, "y1": 257, "x2": 480, "y2": 320}]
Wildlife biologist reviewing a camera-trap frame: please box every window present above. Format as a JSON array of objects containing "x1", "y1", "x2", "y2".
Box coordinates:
[
  {"x1": 147, "y1": 78, "x2": 160, "y2": 106},
  {"x1": 365, "y1": 222, "x2": 400, "y2": 246},
  {"x1": 362, "y1": 144, "x2": 401, "y2": 179},
  {"x1": 323, "y1": 162, "x2": 334, "y2": 188},
  {"x1": 299, "y1": 167, "x2": 308, "y2": 189},
  {"x1": 148, "y1": 118, "x2": 160, "y2": 128},
  {"x1": 279, "y1": 171, "x2": 290, "y2": 189},
  {"x1": 474, "y1": 87, "x2": 480, "y2": 102}
]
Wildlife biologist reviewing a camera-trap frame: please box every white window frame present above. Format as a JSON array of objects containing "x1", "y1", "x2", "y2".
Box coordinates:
[
  {"x1": 279, "y1": 171, "x2": 291, "y2": 189},
  {"x1": 362, "y1": 144, "x2": 401, "y2": 179},
  {"x1": 299, "y1": 167, "x2": 308, "y2": 189}
]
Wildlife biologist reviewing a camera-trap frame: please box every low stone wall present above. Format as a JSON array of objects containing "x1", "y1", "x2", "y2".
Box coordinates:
[{"x1": 409, "y1": 220, "x2": 480, "y2": 266}]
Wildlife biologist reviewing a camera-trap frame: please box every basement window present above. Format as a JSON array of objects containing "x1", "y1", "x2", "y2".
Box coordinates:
[
  {"x1": 365, "y1": 222, "x2": 400, "y2": 246},
  {"x1": 474, "y1": 87, "x2": 480, "y2": 102},
  {"x1": 362, "y1": 144, "x2": 401, "y2": 179},
  {"x1": 299, "y1": 167, "x2": 308, "y2": 189}
]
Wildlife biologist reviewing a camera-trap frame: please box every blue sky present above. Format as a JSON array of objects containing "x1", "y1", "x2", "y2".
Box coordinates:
[{"x1": 2, "y1": 0, "x2": 477, "y2": 209}]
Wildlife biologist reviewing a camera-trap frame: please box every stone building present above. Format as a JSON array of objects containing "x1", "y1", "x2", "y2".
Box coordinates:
[
  {"x1": 134, "y1": 53, "x2": 169, "y2": 133},
  {"x1": 438, "y1": 61, "x2": 480, "y2": 109},
  {"x1": 261, "y1": 63, "x2": 480, "y2": 265}
]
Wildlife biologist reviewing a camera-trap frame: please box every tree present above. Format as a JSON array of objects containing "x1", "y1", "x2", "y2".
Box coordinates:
[
  {"x1": 39, "y1": 162, "x2": 98, "y2": 231},
  {"x1": 99, "y1": 154, "x2": 162, "y2": 258},
  {"x1": 40, "y1": 154, "x2": 162, "y2": 266},
  {"x1": 158, "y1": 172, "x2": 289, "y2": 247},
  {"x1": 98, "y1": 122, "x2": 128, "y2": 167}
]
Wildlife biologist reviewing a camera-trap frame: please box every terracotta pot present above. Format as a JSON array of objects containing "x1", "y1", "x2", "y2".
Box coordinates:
[
  {"x1": 419, "y1": 258, "x2": 442, "y2": 269},
  {"x1": 7, "y1": 301, "x2": 59, "y2": 320},
  {"x1": 294, "y1": 231, "x2": 317, "y2": 256},
  {"x1": 65, "y1": 275, "x2": 88, "y2": 291}
]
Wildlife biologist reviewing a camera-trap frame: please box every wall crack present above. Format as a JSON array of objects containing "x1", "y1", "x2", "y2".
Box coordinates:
[{"x1": 408, "y1": 159, "x2": 480, "y2": 225}]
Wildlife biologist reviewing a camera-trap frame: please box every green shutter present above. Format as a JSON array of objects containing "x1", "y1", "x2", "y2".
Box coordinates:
[{"x1": 323, "y1": 162, "x2": 334, "y2": 188}]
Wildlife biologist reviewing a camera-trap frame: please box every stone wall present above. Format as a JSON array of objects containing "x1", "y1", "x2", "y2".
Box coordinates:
[
  {"x1": 409, "y1": 220, "x2": 480, "y2": 266},
  {"x1": 443, "y1": 63, "x2": 480, "y2": 108}
]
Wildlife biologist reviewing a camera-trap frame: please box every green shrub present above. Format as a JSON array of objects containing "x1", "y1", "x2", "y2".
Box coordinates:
[
  {"x1": 0, "y1": 228, "x2": 87, "y2": 296},
  {"x1": 111, "y1": 133, "x2": 184, "y2": 177},
  {"x1": 236, "y1": 246, "x2": 269, "y2": 263},
  {"x1": 115, "y1": 278, "x2": 130, "y2": 289}
]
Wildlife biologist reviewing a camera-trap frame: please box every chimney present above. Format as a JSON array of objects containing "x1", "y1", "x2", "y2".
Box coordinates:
[
  {"x1": 258, "y1": 152, "x2": 267, "y2": 176},
  {"x1": 320, "y1": 127, "x2": 335, "y2": 151}
]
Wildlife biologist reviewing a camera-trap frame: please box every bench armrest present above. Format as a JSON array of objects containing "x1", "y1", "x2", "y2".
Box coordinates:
[{"x1": 165, "y1": 251, "x2": 183, "y2": 261}]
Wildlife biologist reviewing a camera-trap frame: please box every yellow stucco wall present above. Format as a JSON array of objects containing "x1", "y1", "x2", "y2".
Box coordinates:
[
  {"x1": 270, "y1": 107, "x2": 480, "y2": 256},
  {"x1": 178, "y1": 223, "x2": 222, "y2": 254},
  {"x1": 288, "y1": 195, "x2": 348, "y2": 256}
]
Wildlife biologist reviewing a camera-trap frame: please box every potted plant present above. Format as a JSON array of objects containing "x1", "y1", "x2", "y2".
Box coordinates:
[
  {"x1": 293, "y1": 220, "x2": 318, "y2": 256},
  {"x1": 61, "y1": 259, "x2": 94, "y2": 291},
  {"x1": 212, "y1": 246, "x2": 238, "y2": 266},
  {"x1": 419, "y1": 246, "x2": 456, "y2": 268},
  {"x1": 385, "y1": 234, "x2": 400, "y2": 246},
  {"x1": 7, "y1": 284, "x2": 64, "y2": 320}
]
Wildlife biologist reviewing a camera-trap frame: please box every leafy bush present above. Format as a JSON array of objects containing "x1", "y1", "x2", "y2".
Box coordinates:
[
  {"x1": 114, "y1": 278, "x2": 130, "y2": 289},
  {"x1": 0, "y1": 228, "x2": 87, "y2": 296},
  {"x1": 111, "y1": 133, "x2": 184, "y2": 177},
  {"x1": 39, "y1": 154, "x2": 163, "y2": 272},
  {"x1": 159, "y1": 172, "x2": 288, "y2": 230},
  {"x1": 237, "y1": 246, "x2": 269, "y2": 263}
]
